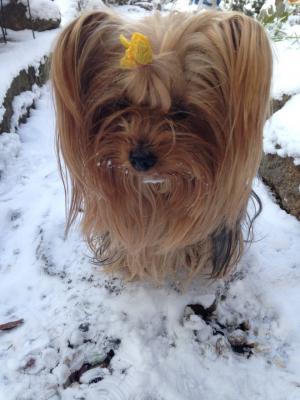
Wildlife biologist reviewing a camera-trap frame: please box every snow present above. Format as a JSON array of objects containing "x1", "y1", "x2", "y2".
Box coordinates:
[
  {"x1": 0, "y1": 132, "x2": 21, "y2": 177},
  {"x1": 113, "y1": 4, "x2": 150, "y2": 16},
  {"x1": 54, "y1": 0, "x2": 81, "y2": 26},
  {"x1": 10, "y1": 84, "x2": 42, "y2": 133},
  {"x1": 264, "y1": 93, "x2": 300, "y2": 164},
  {"x1": 0, "y1": 4, "x2": 300, "y2": 400},
  {"x1": 272, "y1": 39, "x2": 300, "y2": 99},
  {"x1": 263, "y1": 18, "x2": 300, "y2": 162},
  {"x1": 20, "y1": 0, "x2": 61, "y2": 21}
]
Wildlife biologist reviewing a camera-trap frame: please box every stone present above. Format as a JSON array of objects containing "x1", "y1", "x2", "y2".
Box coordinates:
[
  {"x1": 259, "y1": 153, "x2": 300, "y2": 221},
  {"x1": 2, "y1": 0, "x2": 61, "y2": 32},
  {"x1": 0, "y1": 56, "x2": 50, "y2": 134},
  {"x1": 272, "y1": 94, "x2": 292, "y2": 114}
]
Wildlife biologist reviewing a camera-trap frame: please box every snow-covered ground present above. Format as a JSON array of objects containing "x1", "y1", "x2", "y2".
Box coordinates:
[
  {"x1": 0, "y1": 85, "x2": 300, "y2": 400},
  {"x1": 272, "y1": 39, "x2": 300, "y2": 99},
  {"x1": 0, "y1": 3, "x2": 300, "y2": 400},
  {"x1": 265, "y1": 28, "x2": 300, "y2": 165}
]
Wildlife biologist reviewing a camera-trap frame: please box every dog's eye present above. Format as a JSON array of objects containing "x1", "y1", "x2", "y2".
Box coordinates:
[
  {"x1": 99, "y1": 99, "x2": 130, "y2": 119},
  {"x1": 113, "y1": 99, "x2": 130, "y2": 111},
  {"x1": 170, "y1": 107, "x2": 191, "y2": 121},
  {"x1": 91, "y1": 99, "x2": 130, "y2": 135}
]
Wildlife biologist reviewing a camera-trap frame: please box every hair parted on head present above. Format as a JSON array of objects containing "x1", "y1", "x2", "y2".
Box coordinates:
[{"x1": 51, "y1": 9, "x2": 272, "y2": 284}]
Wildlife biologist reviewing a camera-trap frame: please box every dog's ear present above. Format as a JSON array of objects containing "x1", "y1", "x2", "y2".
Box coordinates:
[
  {"x1": 184, "y1": 12, "x2": 272, "y2": 144},
  {"x1": 51, "y1": 10, "x2": 121, "y2": 133},
  {"x1": 208, "y1": 14, "x2": 272, "y2": 275},
  {"x1": 183, "y1": 12, "x2": 272, "y2": 223},
  {"x1": 221, "y1": 14, "x2": 272, "y2": 137},
  {"x1": 51, "y1": 10, "x2": 122, "y2": 229},
  {"x1": 218, "y1": 14, "x2": 272, "y2": 222},
  {"x1": 176, "y1": 12, "x2": 272, "y2": 277}
]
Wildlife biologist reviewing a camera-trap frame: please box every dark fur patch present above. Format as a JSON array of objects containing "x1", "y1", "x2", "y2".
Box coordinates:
[
  {"x1": 211, "y1": 225, "x2": 242, "y2": 278},
  {"x1": 211, "y1": 190, "x2": 262, "y2": 278}
]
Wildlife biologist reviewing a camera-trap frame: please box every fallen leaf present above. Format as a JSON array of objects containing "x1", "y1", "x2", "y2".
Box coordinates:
[{"x1": 0, "y1": 319, "x2": 24, "y2": 331}]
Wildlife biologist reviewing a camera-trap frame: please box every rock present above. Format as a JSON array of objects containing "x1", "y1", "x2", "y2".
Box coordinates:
[
  {"x1": 2, "y1": 0, "x2": 61, "y2": 32},
  {"x1": 102, "y1": 0, "x2": 158, "y2": 8},
  {"x1": 79, "y1": 367, "x2": 105, "y2": 384},
  {"x1": 0, "y1": 56, "x2": 49, "y2": 134},
  {"x1": 227, "y1": 329, "x2": 247, "y2": 346},
  {"x1": 259, "y1": 153, "x2": 300, "y2": 220},
  {"x1": 68, "y1": 331, "x2": 85, "y2": 348},
  {"x1": 183, "y1": 308, "x2": 209, "y2": 331},
  {"x1": 102, "y1": 0, "x2": 129, "y2": 5},
  {"x1": 272, "y1": 94, "x2": 292, "y2": 113},
  {"x1": 260, "y1": 93, "x2": 300, "y2": 221},
  {"x1": 78, "y1": 322, "x2": 90, "y2": 332},
  {"x1": 130, "y1": 1, "x2": 154, "y2": 11},
  {"x1": 215, "y1": 336, "x2": 230, "y2": 355}
]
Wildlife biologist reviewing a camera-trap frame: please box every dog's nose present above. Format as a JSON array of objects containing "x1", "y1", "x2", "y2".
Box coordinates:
[{"x1": 129, "y1": 146, "x2": 157, "y2": 172}]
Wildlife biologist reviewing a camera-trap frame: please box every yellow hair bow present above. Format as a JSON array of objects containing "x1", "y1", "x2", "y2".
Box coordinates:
[{"x1": 119, "y1": 32, "x2": 153, "y2": 69}]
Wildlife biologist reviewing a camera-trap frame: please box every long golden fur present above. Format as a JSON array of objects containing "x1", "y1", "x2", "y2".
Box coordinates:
[{"x1": 51, "y1": 9, "x2": 272, "y2": 283}]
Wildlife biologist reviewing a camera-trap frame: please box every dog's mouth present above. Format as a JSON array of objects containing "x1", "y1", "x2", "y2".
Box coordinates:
[
  {"x1": 142, "y1": 175, "x2": 173, "y2": 194},
  {"x1": 143, "y1": 177, "x2": 166, "y2": 184}
]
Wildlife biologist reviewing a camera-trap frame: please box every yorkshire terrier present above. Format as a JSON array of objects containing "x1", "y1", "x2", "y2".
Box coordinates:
[{"x1": 51, "y1": 9, "x2": 272, "y2": 283}]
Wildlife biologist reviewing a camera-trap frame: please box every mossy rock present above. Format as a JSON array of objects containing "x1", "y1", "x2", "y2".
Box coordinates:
[
  {"x1": 259, "y1": 154, "x2": 300, "y2": 220},
  {"x1": 260, "y1": 93, "x2": 300, "y2": 221},
  {"x1": 0, "y1": 56, "x2": 50, "y2": 134},
  {"x1": 272, "y1": 94, "x2": 292, "y2": 114},
  {"x1": 2, "y1": 0, "x2": 61, "y2": 32}
]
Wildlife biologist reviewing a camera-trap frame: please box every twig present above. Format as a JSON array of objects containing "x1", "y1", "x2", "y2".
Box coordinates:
[
  {"x1": 0, "y1": 319, "x2": 24, "y2": 331},
  {"x1": 0, "y1": 0, "x2": 7, "y2": 44},
  {"x1": 26, "y1": 0, "x2": 35, "y2": 39}
]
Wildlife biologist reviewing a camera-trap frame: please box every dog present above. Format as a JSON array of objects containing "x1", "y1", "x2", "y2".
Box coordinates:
[{"x1": 51, "y1": 9, "x2": 272, "y2": 284}]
